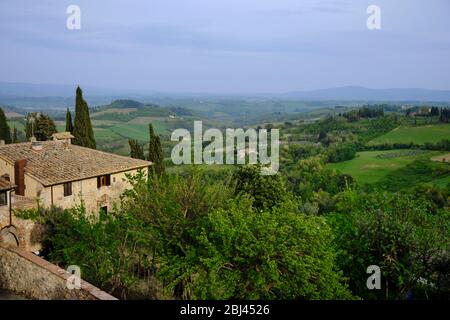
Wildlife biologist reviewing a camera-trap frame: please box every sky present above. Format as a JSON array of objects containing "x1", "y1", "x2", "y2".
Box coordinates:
[{"x1": 0, "y1": 0, "x2": 449, "y2": 94}]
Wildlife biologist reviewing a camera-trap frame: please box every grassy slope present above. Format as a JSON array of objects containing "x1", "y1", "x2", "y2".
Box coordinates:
[
  {"x1": 6, "y1": 120, "x2": 25, "y2": 132},
  {"x1": 328, "y1": 150, "x2": 445, "y2": 185},
  {"x1": 368, "y1": 123, "x2": 450, "y2": 145}
]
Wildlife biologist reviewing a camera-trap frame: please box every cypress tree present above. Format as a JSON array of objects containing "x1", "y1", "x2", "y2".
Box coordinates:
[
  {"x1": 153, "y1": 135, "x2": 164, "y2": 175},
  {"x1": 65, "y1": 108, "x2": 74, "y2": 133},
  {"x1": 73, "y1": 86, "x2": 96, "y2": 149},
  {"x1": 129, "y1": 139, "x2": 145, "y2": 160},
  {"x1": 147, "y1": 123, "x2": 165, "y2": 175},
  {"x1": 12, "y1": 127, "x2": 19, "y2": 143},
  {"x1": 0, "y1": 107, "x2": 12, "y2": 144}
]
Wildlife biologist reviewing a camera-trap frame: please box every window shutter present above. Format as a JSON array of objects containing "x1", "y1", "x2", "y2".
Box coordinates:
[
  {"x1": 97, "y1": 177, "x2": 101, "y2": 188},
  {"x1": 106, "y1": 175, "x2": 111, "y2": 186}
]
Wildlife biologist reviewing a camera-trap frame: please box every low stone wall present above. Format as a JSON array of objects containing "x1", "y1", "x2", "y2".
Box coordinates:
[
  {"x1": 0, "y1": 214, "x2": 43, "y2": 252},
  {"x1": 0, "y1": 246, "x2": 117, "y2": 300},
  {"x1": 0, "y1": 196, "x2": 42, "y2": 252}
]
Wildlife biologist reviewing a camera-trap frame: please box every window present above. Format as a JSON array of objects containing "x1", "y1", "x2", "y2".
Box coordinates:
[
  {"x1": 97, "y1": 175, "x2": 111, "y2": 188},
  {"x1": 0, "y1": 191, "x2": 7, "y2": 206},
  {"x1": 101, "y1": 206, "x2": 108, "y2": 215},
  {"x1": 63, "y1": 182, "x2": 72, "y2": 197}
]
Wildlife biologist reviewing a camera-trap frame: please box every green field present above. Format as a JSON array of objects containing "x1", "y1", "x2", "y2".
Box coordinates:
[
  {"x1": 6, "y1": 120, "x2": 25, "y2": 132},
  {"x1": 328, "y1": 149, "x2": 446, "y2": 185},
  {"x1": 369, "y1": 123, "x2": 450, "y2": 145},
  {"x1": 431, "y1": 175, "x2": 450, "y2": 188}
]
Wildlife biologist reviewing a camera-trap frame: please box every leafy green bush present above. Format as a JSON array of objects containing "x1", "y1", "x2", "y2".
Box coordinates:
[
  {"x1": 328, "y1": 190, "x2": 450, "y2": 300},
  {"x1": 183, "y1": 197, "x2": 354, "y2": 299}
]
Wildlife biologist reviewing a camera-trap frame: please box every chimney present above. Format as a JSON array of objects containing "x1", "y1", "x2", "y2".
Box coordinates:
[
  {"x1": 14, "y1": 159, "x2": 27, "y2": 196},
  {"x1": 0, "y1": 140, "x2": 5, "y2": 146},
  {"x1": 52, "y1": 132, "x2": 74, "y2": 145},
  {"x1": 30, "y1": 137, "x2": 43, "y2": 151}
]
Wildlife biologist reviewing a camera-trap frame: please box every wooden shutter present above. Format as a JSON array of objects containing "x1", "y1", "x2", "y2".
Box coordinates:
[{"x1": 64, "y1": 182, "x2": 72, "y2": 197}]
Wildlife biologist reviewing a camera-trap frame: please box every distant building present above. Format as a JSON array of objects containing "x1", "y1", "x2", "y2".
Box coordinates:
[{"x1": 0, "y1": 133, "x2": 152, "y2": 215}]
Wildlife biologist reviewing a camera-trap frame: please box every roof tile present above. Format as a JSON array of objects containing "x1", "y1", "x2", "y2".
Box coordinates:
[{"x1": 0, "y1": 141, "x2": 152, "y2": 186}]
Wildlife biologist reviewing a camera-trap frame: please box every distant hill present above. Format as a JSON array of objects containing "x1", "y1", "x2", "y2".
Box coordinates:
[
  {"x1": 283, "y1": 86, "x2": 450, "y2": 102},
  {"x1": 109, "y1": 99, "x2": 144, "y2": 109},
  {"x1": 0, "y1": 82, "x2": 145, "y2": 109},
  {"x1": 2, "y1": 82, "x2": 450, "y2": 114}
]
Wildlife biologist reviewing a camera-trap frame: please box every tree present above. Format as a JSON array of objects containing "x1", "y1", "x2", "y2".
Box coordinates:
[
  {"x1": 147, "y1": 123, "x2": 164, "y2": 175},
  {"x1": 184, "y1": 197, "x2": 354, "y2": 299},
  {"x1": 65, "y1": 108, "x2": 74, "y2": 134},
  {"x1": 35, "y1": 114, "x2": 57, "y2": 141},
  {"x1": 231, "y1": 165, "x2": 288, "y2": 212},
  {"x1": 128, "y1": 139, "x2": 145, "y2": 160},
  {"x1": 327, "y1": 143, "x2": 357, "y2": 163},
  {"x1": 0, "y1": 107, "x2": 11, "y2": 144},
  {"x1": 121, "y1": 171, "x2": 352, "y2": 300},
  {"x1": 31, "y1": 205, "x2": 154, "y2": 299},
  {"x1": 12, "y1": 127, "x2": 19, "y2": 143},
  {"x1": 73, "y1": 86, "x2": 96, "y2": 149},
  {"x1": 318, "y1": 130, "x2": 327, "y2": 142},
  {"x1": 122, "y1": 169, "x2": 228, "y2": 299},
  {"x1": 328, "y1": 190, "x2": 449, "y2": 299}
]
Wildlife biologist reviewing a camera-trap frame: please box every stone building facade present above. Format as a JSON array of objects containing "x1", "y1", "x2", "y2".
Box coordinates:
[{"x1": 0, "y1": 134, "x2": 151, "y2": 215}]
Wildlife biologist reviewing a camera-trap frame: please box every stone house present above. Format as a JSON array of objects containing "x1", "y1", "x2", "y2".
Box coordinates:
[{"x1": 0, "y1": 133, "x2": 152, "y2": 215}]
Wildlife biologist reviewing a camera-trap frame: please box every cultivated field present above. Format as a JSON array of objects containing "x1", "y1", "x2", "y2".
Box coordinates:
[
  {"x1": 328, "y1": 149, "x2": 447, "y2": 185},
  {"x1": 368, "y1": 123, "x2": 450, "y2": 145}
]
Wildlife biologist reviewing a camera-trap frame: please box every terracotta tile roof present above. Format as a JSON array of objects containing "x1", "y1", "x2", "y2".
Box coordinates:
[
  {"x1": 0, "y1": 141, "x2": 152, "y2": 186},
  {"x1": 0, "y1": 177, "x2": 16, "y2": 191}
]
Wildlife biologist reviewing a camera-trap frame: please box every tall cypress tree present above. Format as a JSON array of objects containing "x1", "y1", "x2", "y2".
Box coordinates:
[
  {"x1": 147, "y1": 123, "x2": 164, "y2": 175},
  {"x1": 65, "y1": 108, "x2": 74, "y2": 134},
  {"x1": 73, "y1": 86, "x2": 96, "y2": 149},
  {"x1": 0, "y1": 107, "x2": 11, "y2": 144},
  {"x1": 129, "y1": 139, "x2": 145, "y2": 160}
]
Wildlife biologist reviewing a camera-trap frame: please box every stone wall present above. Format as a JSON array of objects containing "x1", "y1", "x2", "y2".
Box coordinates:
[
  {"x1": 0, "y1": 207, "x2": 42, "y2": 252},
  {"x1": 0, "y1": 246, "x2": 117, "y2": 300},
  {"x1": 38, "y1": 169, "x2": 145, "y2": 214}
]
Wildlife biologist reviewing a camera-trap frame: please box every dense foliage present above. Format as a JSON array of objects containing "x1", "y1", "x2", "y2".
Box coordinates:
[
  {"x1": 129, "y1": 139, "x2": 145, "y2": 160},
  {"x1": 328, "y1": 190, "x2": 449, "y2": 299},
  {"x1": 0, "y1": 107, "x2": 11, "y2": 144},
  {"x1": 29, "y1": 169, "x2": 355, "y2": 300},
  {"x1": 34, "y1": 114, "x2": 57, "y2": 141},
  {"x1": 24, "y1": 112, "x2": 58, "y2": 141}
]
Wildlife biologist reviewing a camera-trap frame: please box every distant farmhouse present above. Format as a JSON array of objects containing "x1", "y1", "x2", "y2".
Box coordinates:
[{"x1": 0, "y1": 133, "x2": 151, "y2": 215}]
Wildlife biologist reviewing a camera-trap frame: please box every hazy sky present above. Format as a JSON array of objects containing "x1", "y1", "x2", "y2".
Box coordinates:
[{"x1": 1, "y1": 0, "x2": 449, "y2": 93}]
